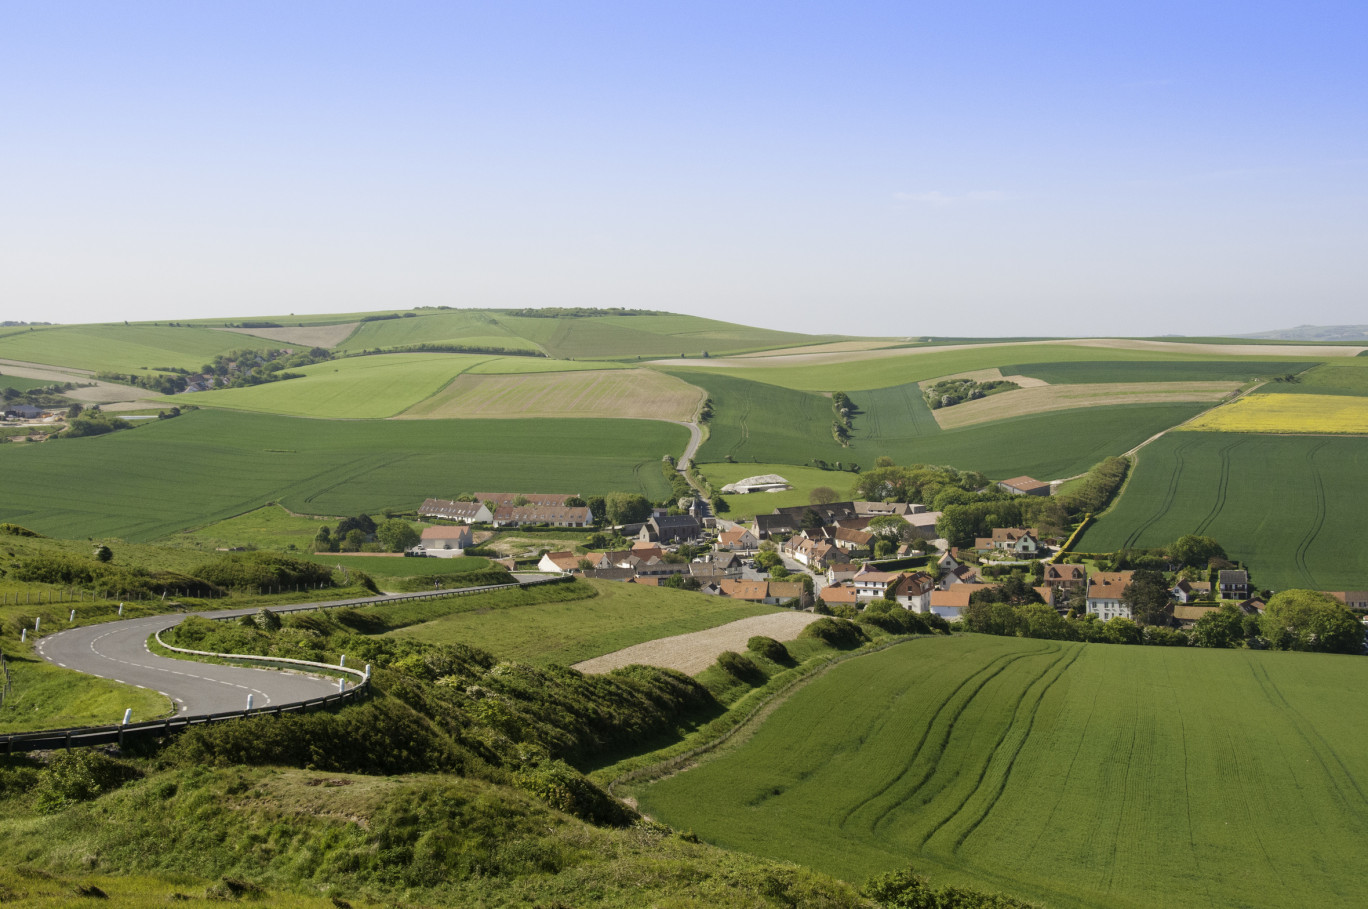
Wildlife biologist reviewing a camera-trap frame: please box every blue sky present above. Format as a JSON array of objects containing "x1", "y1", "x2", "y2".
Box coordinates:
[{"x1": 2, "y1": 1, "x2": 1364, "y2": 336}]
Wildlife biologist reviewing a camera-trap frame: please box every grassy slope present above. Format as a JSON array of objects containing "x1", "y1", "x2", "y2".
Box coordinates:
[
  {"x1": 180, "y1": 353, "x2": 497, "y2": 418},
  {"x1": 0, "y1": 374, "x2": 60, "y2": 392},
  {"x1": 638, "y1": 635, "x2": 1368, "y2": 909},
  {"x1": 0, "y1": 409, "x2": 685, "y2": 541},
  {"x1": 0, "y1": 324, "x2": 276, "y2": 373},
  {"x1": 298, "y1": 553, "x2": 491, "y2": 579},
  {"x1": 333, "y1": 310, "x2": 544, "y2": 352},
  {"x1": 495, "y1": 313, "x2": 829, "y2": 359},
  {"x1": 1078, "y1": 431, "x2": 1368, "y2": 589},
  {"x1": 383, "y1": 579, "x2": 778, "y2": 667},
  {"x1": 703, "y1": 463, "x2": 865, "y2": 519},
  {"x1": 1254, "y1": 361, "x2": 1368, "y2": 396}
]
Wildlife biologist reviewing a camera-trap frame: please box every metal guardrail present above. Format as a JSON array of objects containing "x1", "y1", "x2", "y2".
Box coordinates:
[{"x1": 0, "y1": 574, "x2": 573, "y2": 754}]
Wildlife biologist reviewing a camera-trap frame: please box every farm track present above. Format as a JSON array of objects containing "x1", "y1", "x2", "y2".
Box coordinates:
[
  {"x1": 1292, "y1": 440, "x2": 1329, "y2": 587},
  {"x1": 1193, "y1": 437, "x2": 1247, "y2": 536},
  {"x1": 1120, "y1": 437, "x2": 1190, "y2": 550}
]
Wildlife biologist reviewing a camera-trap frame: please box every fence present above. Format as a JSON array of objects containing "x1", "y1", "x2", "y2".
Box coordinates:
[{"x1": 0, "y1": 574, "x2": 573, "y2": 754}]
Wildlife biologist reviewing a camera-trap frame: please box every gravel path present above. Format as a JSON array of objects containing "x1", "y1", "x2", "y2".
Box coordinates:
[{"x1": 572, "y1": 612, "x2": 823, "y2": 676}]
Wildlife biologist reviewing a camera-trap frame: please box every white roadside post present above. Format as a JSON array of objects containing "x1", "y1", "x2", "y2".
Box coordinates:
[
  {"x1": 245, "y1": 693, "x2": 253, "y2": 712},
  {"x1": 122, "y1": 708, "x2": 132, "y2": 725},
  {"x1": 339, "y1": 654, "x2": 346, "y2": 668},
  {"x1": 118, "y1": 602, "x2": 124, "y2": 616},
  {"x1": 69, "y1": 609, "x2": 76, "y2": 623},
  {"x1": 338, "y1": 678, "x2": 346, "y2": 693},
  {"x1": 20, "y1": 628, "x2": 26, "y2": 643},
  {"x1": 34, "y1": 616, "x2": 40, "y2": 632}
]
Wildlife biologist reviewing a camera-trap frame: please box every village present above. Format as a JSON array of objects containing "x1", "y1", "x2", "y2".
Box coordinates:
[{"x1": 411, "y1": 480, "x2": 1368, "y2": 631}]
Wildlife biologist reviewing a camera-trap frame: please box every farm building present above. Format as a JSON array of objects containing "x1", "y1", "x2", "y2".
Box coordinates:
[
  {"x1": 476, "y1": 492, "x2": 580, "y2": 508},
  {"x1": 491, "y1": 504, "x2": 593, "y2": 527},
  {"x1": 418, "y1": 525, "x2": 472, "y2": 556},
  {"x1": 418, "y1": 498, "x2": 494, "y2": 523},
  {"x1": 720, "y1": 474, "x2": 791, "y2": 494},
  {"x1": 998, "y1": 476, "x2": 1052, "y2": 496}
]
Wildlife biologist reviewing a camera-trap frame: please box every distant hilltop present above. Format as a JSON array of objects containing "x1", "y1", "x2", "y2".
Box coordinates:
[{"x1": 1234, "y1": 325, "x2": 1368, "y2": 342}]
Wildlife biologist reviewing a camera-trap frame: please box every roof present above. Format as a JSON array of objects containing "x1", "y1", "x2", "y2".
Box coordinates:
[
  {"x1": 853, "y1": 570, "x2": 900, "y2": 586},
  {"x1": 1045, "y1": 564, "x2": 1086, "y2": 581},
  {"x1": 418, "y1": 498, "x2": 487, "y2": 520},
  {"x1": 768, "y1": 581, "x2": 805, "y2": 600},
  {"x1": 652, "y1": 514, "x2": 702, "y2": 529},
  {"x1": 892, "y1": 572, "x2": 936, "y2": 597},
  {"x1": 719, "y1": 579, "x2": 770, "y2": 601},
  {"x1": 420, "y1": 525, "x2": 469, "y2": 540},
  {"x1": 835, "y1": 527, "x2": 875, "y2": 545},
  {"x1": 719, "y1": 527, "x2": 755, "y2": 544},
  {"x1": 1219, "y1": 570, "x2": 1249, "y2": 583},
  {"x1": 541, "y1": 551, "x2": 581, "y2": 571},
  {"x1": 1175, "y1": 579, "x2": 1212, "y2": 593},
  {"x1": 477, "y1": 492, "x2": 578, "y2": 507},
  {"x1": 820, "y1": 584, "x2": 859, "y2": 605},
  {"x1": 493, "y1": 504, "x2": 592, "y2": 524},
  {"x1": 1087, "y1": 571, "x2": 1135, "y2": 595},
  {"x1": 931, "y1": 584, "x2": 990, "y2": 609},
  {"x1": 999, "y1": 476, "x2": 1050, "y2": 492},
  {"x1": 854, "y1": 501, "x2": 911, "y2": 515}
]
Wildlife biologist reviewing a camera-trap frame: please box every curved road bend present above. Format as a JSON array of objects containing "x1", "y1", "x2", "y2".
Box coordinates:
[{"x1": 34, "y1": 584, "x2": 535, "y2": 719}]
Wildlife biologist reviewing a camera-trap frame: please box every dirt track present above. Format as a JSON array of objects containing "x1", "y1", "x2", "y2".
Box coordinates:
[{"x1": 572, "y1": 611, "x2": 823, "y2": 676}]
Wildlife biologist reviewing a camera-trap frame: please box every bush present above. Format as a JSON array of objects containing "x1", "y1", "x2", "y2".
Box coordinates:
[
  {"x1": 34, "y1": 751, "x2": 141, "y2": 813},
  {"x1": 194, "y1": 551, "x2": 335, "y2": 590},
  {"x1": 746, "y1": 636, "x2": 792, "y2": 665},
  {"x1": 716, "y1": 650, "x2": 766, "y2": 684},
  {"x1": 800, "y1": 617, "x2": 868, "y2": 650}
]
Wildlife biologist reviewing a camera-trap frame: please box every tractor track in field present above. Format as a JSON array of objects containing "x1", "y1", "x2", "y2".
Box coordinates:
[
  {"x1": 1193, "y1": 437, "x2": 1247, "y2": 536},
  {"x1": 950, "y1": 645, "x2": 1083, "y2": 854},
  {"x1": 1292, "y1": 440, "x2": 1329, "y2": 588},
  {"x1": 1120, "y1": 437, "x2": 1189, "y2": 550}
]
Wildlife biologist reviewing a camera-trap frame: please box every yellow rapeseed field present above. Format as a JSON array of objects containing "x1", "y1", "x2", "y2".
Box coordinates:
[{"x1": 1182, "y1": 393, "x2": 1368, "y2": 433}]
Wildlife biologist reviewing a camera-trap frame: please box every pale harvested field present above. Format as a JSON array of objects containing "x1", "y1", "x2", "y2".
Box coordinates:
[
  {"x1": 573, "y1": 612, "x2": 823, "y2": 676},
  {"x1": 917, "y1": 367, "x2": 1049, "y2": 389},
  {"x1": 1180, "y1": 393, "x2": 1368, "y2": 434},
  {"x1": 648, "y1": 338, "x2": 1366, "y2": 370},
  {"x1": 218, "y1": 323, "x2": 359, "y2": 348},
  {"x1": 932, "y1": 381, "x2": 1242, "y2": 429},
  {"x1": 0, "y1": 358, "x2": 159, "y2": 405},
  {"x1": 397, "y1": 368, "x2": 706, "y2": 422},
  {"x1": 732, "y1": 339, "x2": 906, "y2": 358}
]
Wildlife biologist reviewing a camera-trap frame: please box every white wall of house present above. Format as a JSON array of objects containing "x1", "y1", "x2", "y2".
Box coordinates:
[{"x1": 1087, "y1": 598, "x2": 1131, "y2": 621}]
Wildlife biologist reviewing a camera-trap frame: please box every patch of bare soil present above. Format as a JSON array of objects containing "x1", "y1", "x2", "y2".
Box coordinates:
[
  {"x1": 215, "y1": 323, "x2": 360, "y2": 348},
  {"x1": 573, "y1": 612, "x2": 823, "y2": 676}
]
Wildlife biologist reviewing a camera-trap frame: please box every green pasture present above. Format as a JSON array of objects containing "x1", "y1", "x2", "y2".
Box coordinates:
[
  {"x1": 1001, "y1": 360, "x2": 1320, "y2": 384},
  {"x1": 1260, "y1": 362, "x2": 1368, "y2": 396},
  {"x1": 180, "y1": 352, "x2": 495, "y2": 418},
  {"x1": 172, "y1": 504, "x2": 331, "y2": 551},
  {"x1": 0, "y1": 323, "x2": 275, "y2": 374},
  {"x1": 638, "y1": 635, "x2": 1368, "y2": 909},
  {"x1": 299, "y1": 553, "x2": 490, "y2": 578},
  {"x1": 686, "y1": 366, "x2": 1208, "y2": 479},
  {"x1": 495, "y1": 312, "x2": 824, "y2": 360},
  {"x1": 466, "y1": 356, "x2": 630, "y2": 374},
  {"x1": 0, "y1": 409, "x2": 685, "y2": 541},
  {"x1": 1078, "y1": 431, "x2": 1368, "y2": 590},
  {"x1": 384, "y1": 579, "x2": 777, "y2": 666},
  {"x1": 0, "y1": 373, "x2": 60, "y2": 392},
  {"x1": 703, "y1": 463, "x2": 865, "y2": 519},
  {"x1": 681, "y1": 343, "x2": 1345, "y2": 393},
  {"x1": 333, "y1": 310, "x2": 543, "y2": 353}
]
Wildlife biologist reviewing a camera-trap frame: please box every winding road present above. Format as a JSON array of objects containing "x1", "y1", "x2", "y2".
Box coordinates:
[{"x1": 34, "y1": 584, "x2": 545, "y2": 719}]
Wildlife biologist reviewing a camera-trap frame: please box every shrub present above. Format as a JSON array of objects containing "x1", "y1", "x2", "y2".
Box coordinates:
[
  {"x1": 800, "y1": 617, "x2": 868, "y2": 649},
  {"x1": 746, "y1": 636, "x2": 792, "y2": 665},
  {"x1": 34, "y1": 751, "x2": 141, "y2": 813},
  {"x1": 716, "y1": 650, "x2": 765, "y2": 684},
  {"x1": 194, "y1": 551, "x2": 335, "y2": 590}
]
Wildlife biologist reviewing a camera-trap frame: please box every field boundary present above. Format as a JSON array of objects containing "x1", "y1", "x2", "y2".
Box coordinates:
[{"x1": 605, "y1": 635, "x2": 920, "y2": 797}]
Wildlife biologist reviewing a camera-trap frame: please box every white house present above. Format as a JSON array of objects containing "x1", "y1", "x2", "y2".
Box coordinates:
[
  {"x1": 891, "y1": 572, "x2": 936, "y2": 612},
  {"x1": 419, "y1": 525, "x2": 473, "y2": 557},
  {"x1": 1086, "y1": 571, "x2": 1135, "y2": 621}
]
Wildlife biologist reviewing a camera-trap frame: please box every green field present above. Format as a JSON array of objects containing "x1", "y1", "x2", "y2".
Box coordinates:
[
  {"x1": 1001, "y1": 360, "x2": 1320, "y2": 384},
  {"x1": 702, "y1": 463, "x2": 865, "y2": 519},
  {"x1": 333, "y1": 310, "x2": 545, "y2": 353},
  {"x1": 638, "y1": 635, "x2": 1368, "y2": 909},
  {"x1": 182, "y1": 352, "x2": 495, "y2": 418},
  {"x1": 689, "y1": 369, "x2": 1208, "y2": 479},
  {"x1": 0, "y1": 373, "x2": 61, "y2": 392},
  {"x1": 383, "y1": 579, "x2": 778, "y2": 666},
  {"x1": 300, "y1": 553, "x2": 490, "y2": 578},
  {"x1": 679, "y1": 343, "x2": 1324, "y2": 393},
  {"x1": 1078, "y1": 431, "x2": 1368, "y2": 590},
  {"x1": 1262, "y1": 362, "x2": 1368, "y2": 396},
  {"x1": 0, "y1": 323, "x2": 276, "y2": 374},
  {"x1": 171, "y1": 504, "x2": 332, "y2": 550},
  {"x1": 0, "y1": 409, "x2": 685, "y2": 541}
]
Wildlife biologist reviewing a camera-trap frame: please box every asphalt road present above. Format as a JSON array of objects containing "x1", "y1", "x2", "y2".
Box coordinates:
[{"x1": 35, "y1": 582, "x2": 542, "y2": 720}]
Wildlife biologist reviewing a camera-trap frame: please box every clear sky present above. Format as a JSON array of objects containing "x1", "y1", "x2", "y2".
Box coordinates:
[{"x1": 2, "y1": 1, "x2": 1364, "y2": 336}]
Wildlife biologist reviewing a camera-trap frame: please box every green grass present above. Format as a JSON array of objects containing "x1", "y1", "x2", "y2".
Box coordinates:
[
  {"x1": 0, "y1": 324, "x2": 276, "y2": 374},
  {"x1": 496, "y1": 313, "x2": 829, "y2": 360},
  {"x1": 0, "y1": 374, "x2": 60, "y2": 392},
  {"x1": 638, "y1": 635, "x2": 1368, "y2": 909},
  {"x1": 171, "y1": 504, "x2": 332, "y2": 551},
  {"x1": 1001, "y1": 360, "x2": 1321, "y2": 384},
  {"x1": 0, "y1": 409, "x2": 686, "y2": 541},
  {"x1": 680, "y1": 343, "x2": 1327, "y2": 393},
  {"x1": 384, "y1": 579, "x2": 779, "y2": 666},
  {"x1": 703, "y1": 463, "x2": 865, "y2": 519},
  {"x1": 1078, "y1": 431, "x2": 1368, "y2": 590},
  {"x1": 181, "y1": 352, "x2": 496, "y2": 418},
  {"x1": 333, "y1": 310, "x2": 545, "y2": 352},
  {"x1": 1263, "y1": 362, "x2": 1368, "y2": 396},
  {"x1": 299, "y1": 553, "x2": 491, "y2": 579}
]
